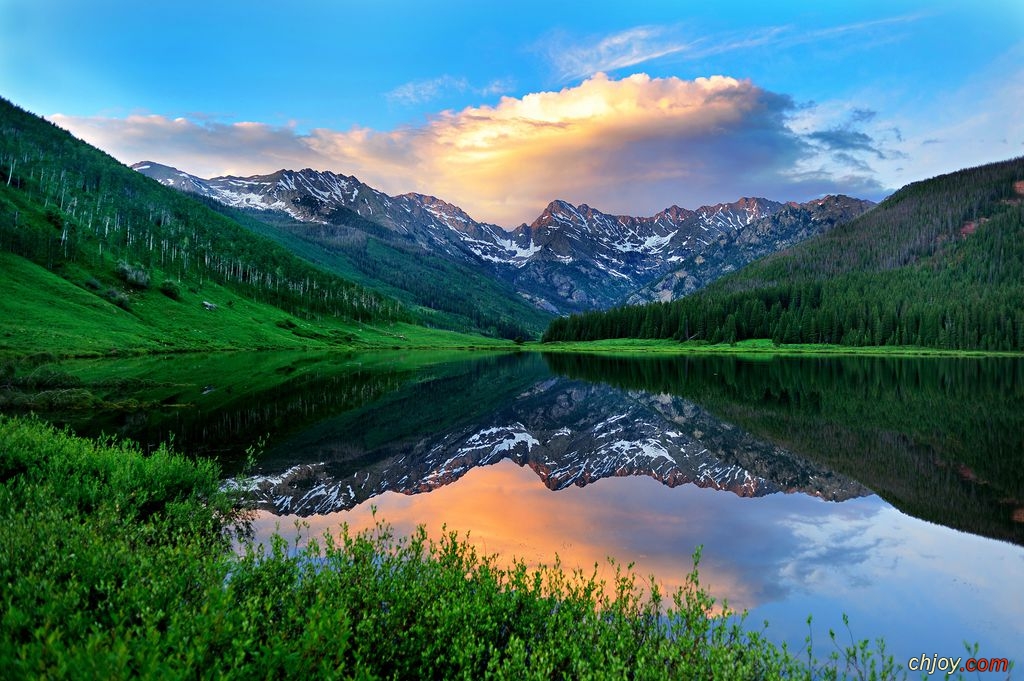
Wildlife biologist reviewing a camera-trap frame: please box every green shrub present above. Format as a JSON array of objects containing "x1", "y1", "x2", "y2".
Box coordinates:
[
  {"x1": 159, "y1": 279, "x2": 182, "y2": 300},
  {"x1": 23, "y1": 351, "x2": 58, "y2": 367},
  {"x1": 104, "y1": 287, "x2": 131, "y2": 309},
  {"x1": 292, "y1": 327, "x2": 327, "y2": 340},
  {"x1": 13, "y1": 365, "x2": 82, "y2": 390},
  {"x1": 115, "y1": 260, "x2": 150, "y2": 289}
]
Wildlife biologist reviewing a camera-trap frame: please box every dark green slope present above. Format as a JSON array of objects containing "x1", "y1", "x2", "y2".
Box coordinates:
[
  {"x1": 196, "y1": 198, "x2": 552, "y2": 339},
  {"x1": 0, "y1": 97, "x2": 517, "y2": 357},
  {"x1": 544, "y1": 157, "x2": 1024, "y2": 351}
]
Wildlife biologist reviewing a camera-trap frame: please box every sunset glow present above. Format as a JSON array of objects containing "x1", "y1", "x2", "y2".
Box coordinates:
[{"x1": 252, "y1": 460, "x2": 776, "y2": 610}]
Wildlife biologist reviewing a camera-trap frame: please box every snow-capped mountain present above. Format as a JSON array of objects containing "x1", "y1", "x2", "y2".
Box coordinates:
[
  {"x1": 505, "y1": 197, "x2": 789, "y2": 309},
  {"x1": 132, "y1": 162, "x2": 873, "y2": 313},
  {"x1": 626, "y1": 194, "x2": 876, "y2": 303},
  {"x1": 231, "y1": 373, "x2": 870, "y2": 516},
  {"x1": 130, "y1": 162, "x2": 510, "y2": 263}
]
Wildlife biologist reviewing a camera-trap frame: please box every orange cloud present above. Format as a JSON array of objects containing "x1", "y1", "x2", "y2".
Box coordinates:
[
  {"x1": 52, "y1": 73, "x2": 881, "y2": 226},
  {"x1": 308, "y1": 72, "x2": 809, "y2": 224}
]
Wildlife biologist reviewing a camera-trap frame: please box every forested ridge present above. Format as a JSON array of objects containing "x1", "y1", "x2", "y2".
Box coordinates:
[
  {"x1": 0, "y1": 97, "x2": 406, "y2": 326},
  {"x1": 544, "y1": 157, "x2": 1024, "y2": 351},
  {"x1": 210, "y1": 199, "x2": 551, "y2": 340}
]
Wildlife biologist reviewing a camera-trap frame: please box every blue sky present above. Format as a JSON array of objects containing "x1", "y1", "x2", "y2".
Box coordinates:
[{"x1": 2, "y1": 1, "x2": 1022, "y2": 225}]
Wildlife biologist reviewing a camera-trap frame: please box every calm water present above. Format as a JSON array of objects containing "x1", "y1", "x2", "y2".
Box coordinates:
[{"x1": 44, "y1": 351, "x2": 1024, "y2": 665}]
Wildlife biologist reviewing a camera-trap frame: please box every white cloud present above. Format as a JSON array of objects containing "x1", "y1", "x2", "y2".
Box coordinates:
[
  {"x1": 386, "y1": 75, "x2": 516, "y2": 106},
  {"x1": 876, "y1": 62, "x2": 1024, "y2": 188},
  {"x1": 543, "y1": 15, "x2": 926, "y2": 84},
  {"x1": 784, "y1": 51, "x2": 1024, "y2": 195},
  {"x1": 50, "y1": 112, "x2": 331, "y2": 180},
  {"x1": 545, "y1": 26, "x2": 697, "y2": 83},
  {"x1": 385, "y1": 75, "x2": 470, "y2": 105},
  {"x1": 479, "y1": 77, "x2": 516, "y2": 97}
]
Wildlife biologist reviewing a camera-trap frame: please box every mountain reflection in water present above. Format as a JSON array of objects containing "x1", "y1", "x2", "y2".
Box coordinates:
[
  {"x1": 241, "y1": 355, "x2": 870, "y2": 516},
  {"x1": 248, "y1": 448, "x2": 1023, "y2": 665}
]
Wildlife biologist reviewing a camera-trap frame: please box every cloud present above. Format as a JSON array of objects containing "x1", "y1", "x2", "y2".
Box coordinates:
[
  {"x1": 796, "y1": 12, "x2": 929, "y2": 43},
  {"x1": 849, "y1": 108, "x2": 878, "y2": 124},
  {"x1": 802, "y1": 107, "x2": 903, "y2": 167},
  {"x1": 52, "y1": 72, "x2": 891, "y2": 226},
  {"x1": 50, "y1": 112, "x2": 332, "y2": 180},
  {"x1": 830, "y1": 152, "x2": 874, "y2": 173},
  {"x1": 544, "y1": 26, "x2": 696, "y2": 83},
  {"x1": 856, "y1": 55, "x2": 1024, "y2": 194},
  {"x1": 542, "y1": 24, "x2": 797, "y2": 83},
  {"x1": 386, "y1": 75, "x2": 516, "y2": 106},
  {"x1": 543, "y1": 15, "x2": 925, "y2": 84},
  {"x1": 479, "y1": 77, "x2": 516, "y2": 97},
  {"x1": 385, "y1": 75, "x2": 469, "y2": 105},
  {"x1": 808, "y1": 128, "x2": 884, "y2": 158}
]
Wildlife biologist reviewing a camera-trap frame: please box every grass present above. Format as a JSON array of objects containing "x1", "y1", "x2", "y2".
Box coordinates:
[
  {"x1": 534, "y1": 337, "x2": 1024, "y2": 358},
  {"x1": 0, "y1": 414, "x2": 940, "y2": 680},
  {"x1": 0, "y1": 252, "x2": 519, "y2": 360},
  {"x1": 16, "y1": 238, "x2": 1015, "y2": 363}
]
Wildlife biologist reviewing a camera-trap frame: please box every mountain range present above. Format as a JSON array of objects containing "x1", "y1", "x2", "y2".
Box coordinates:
[{"x1": 132, "y1": 162, "x2": 874, "y2": 316}]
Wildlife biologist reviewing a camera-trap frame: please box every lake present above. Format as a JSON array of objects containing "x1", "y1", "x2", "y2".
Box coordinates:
[{"x1": 37, "y1": 350, "x2": 1024, "y2": 666}]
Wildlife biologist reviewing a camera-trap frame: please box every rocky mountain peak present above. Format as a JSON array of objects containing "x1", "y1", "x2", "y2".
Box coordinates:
[
  {"x1": 400, "y1": 192, "x2": 477, "y2": 225},
  {"x1": 133, "y1": 161, "x2": 873, "y2": 314}
]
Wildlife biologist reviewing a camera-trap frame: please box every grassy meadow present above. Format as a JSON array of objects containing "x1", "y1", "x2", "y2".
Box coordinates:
[{"x1": 0, "y1": 252, "x2": 517, "y2": 360}]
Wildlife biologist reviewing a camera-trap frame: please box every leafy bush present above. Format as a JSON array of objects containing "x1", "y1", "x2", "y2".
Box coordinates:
[
  {"x1": 104, "y1": 287, "x2": 131, "y2": 310},
  {"x1": 23, "y1": 351, "x2": 58, "y2": 367},
  {"x1": 11, "y1": 365, "x2": 82, "y2": 390},
  {"x1": 291, "y1": 326, "x2": 327, "y2": 340},
  {"x1": 115, "y1": 260, "x2": 150, "y2": 289},
  {"x1": 0, "y1": 387, "x2": 99, "y2": 411},
  {"x1": 159, "y1": 279, "x2": 182, "y2": 300}
]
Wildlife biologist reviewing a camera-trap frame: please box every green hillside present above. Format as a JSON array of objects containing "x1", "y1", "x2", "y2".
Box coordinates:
[
  {"x1": 202, "y1": 199, "x2": 552, "y2": 339},
  {"x1": 0, "y1": 252, "x2": 516, "y2": 358},
  {"x1": 544, "y1": 157, "x2": 1024, "y2": 352},
  {"x1": 0, "y1": 98, "x2": 513, "y2": 357}
]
